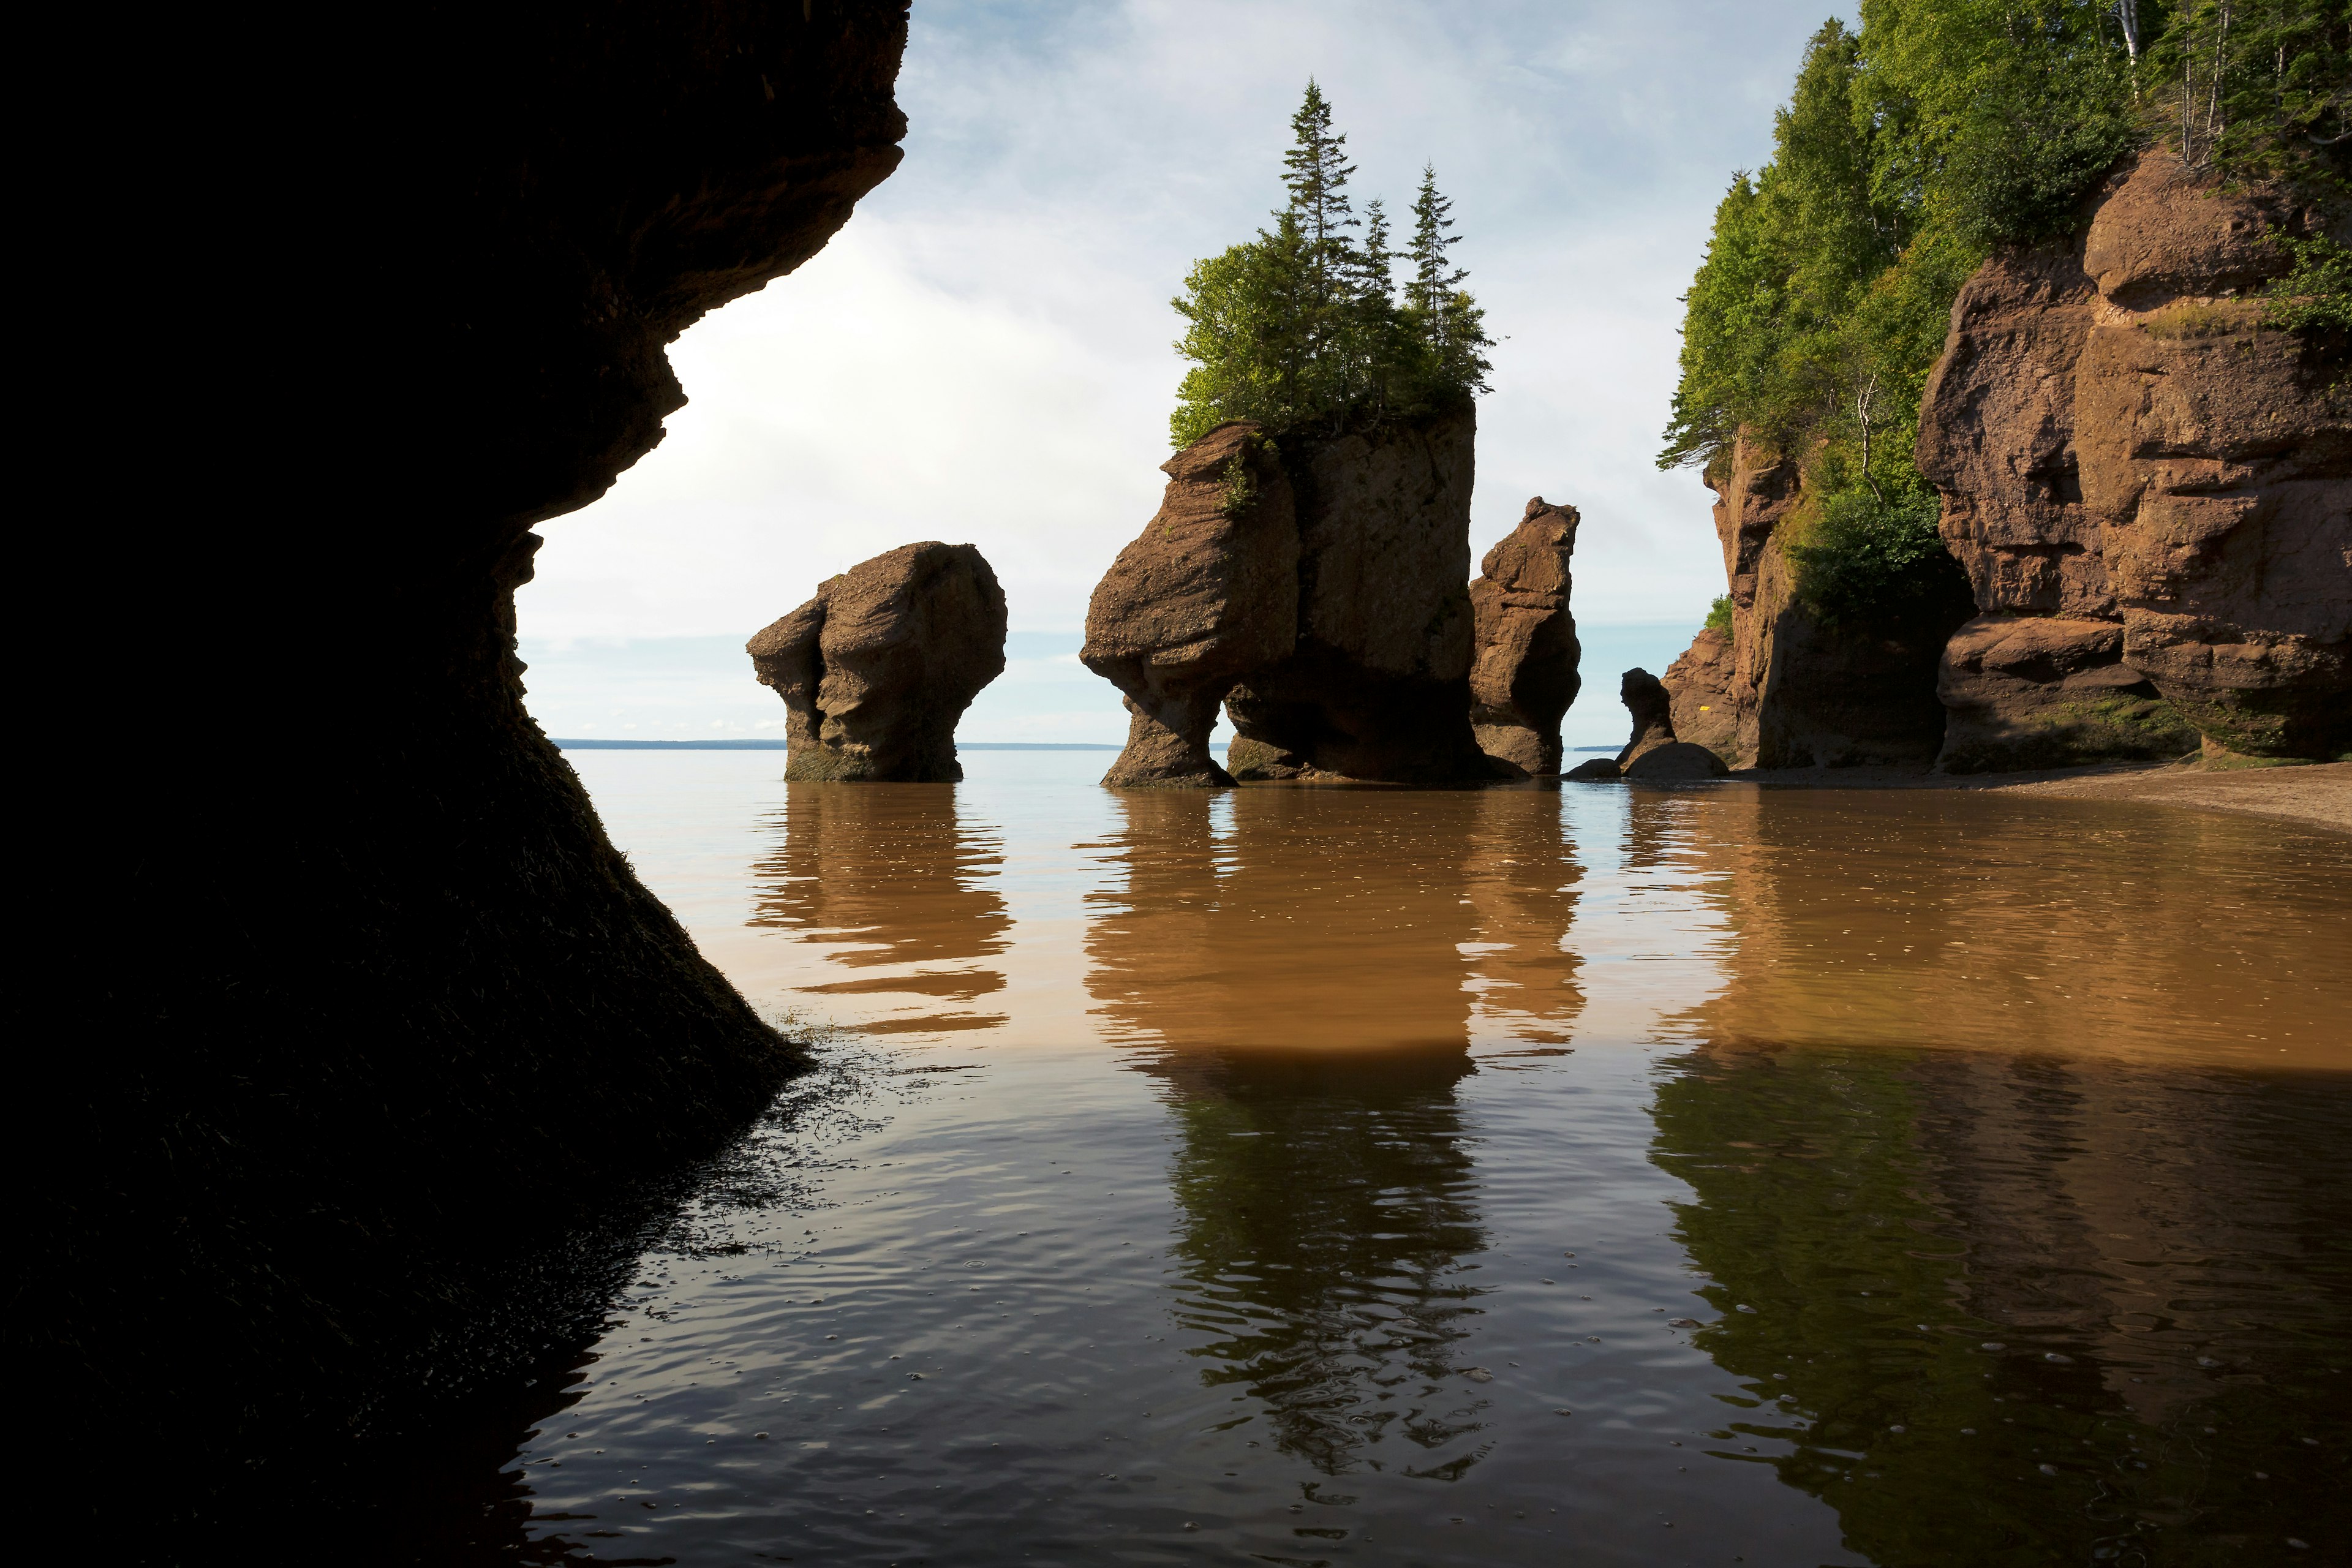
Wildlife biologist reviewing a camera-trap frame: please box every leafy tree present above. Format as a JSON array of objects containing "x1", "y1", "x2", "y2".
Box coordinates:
[
  {"x1": 1170, "y1": 85, "x2": 1494, "y2": 447},
  {"x1": 1659, "y1": 2, "x2": 2343, "y2": 633}
]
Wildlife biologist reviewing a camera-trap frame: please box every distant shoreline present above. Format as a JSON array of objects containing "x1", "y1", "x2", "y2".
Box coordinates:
[{"x1": 551, "y1": 739, "x2": 1121, "y2": 752}]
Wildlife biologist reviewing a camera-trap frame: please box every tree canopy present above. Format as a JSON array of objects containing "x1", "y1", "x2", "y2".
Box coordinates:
[
  {"x1": 1170, "y1": 83, "x2": 1494, "y2": 448},
  {"x1": 1659, "y1": 1, "x2": 2349, "y2": 628}
]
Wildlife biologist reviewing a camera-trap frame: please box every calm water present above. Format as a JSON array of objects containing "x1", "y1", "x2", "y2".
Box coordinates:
[{"x1": 431, "y1": 751, "x2": 2350, "y2": 1566}]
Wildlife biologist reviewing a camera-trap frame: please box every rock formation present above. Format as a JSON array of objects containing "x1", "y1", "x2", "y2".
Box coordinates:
[
  {"x1": 1918, "y1": 146, "x2": 2351, "y2": 767},
  {"x1": 1226, "y1": 411, "x2": 1498, "y2": 783},
  {"x1": 1664, "y1": 627, "x2": 1738, "y2": 763},
  {"x1": 1616, "y1": 667, "x2": 1729, "y2": 780},
  {"x1": 1469, "y1": 497, "x2": 1583, "y2": 776},
  {"x1": 1086, "y1": 411, "x2": 1500, "y2": 786},
  {"x1": 43, "y1": 2, "x2": 910, "y2": 1532},
  {"x1": 1662, "y1": 433, "x2": 1968, "y2": 770},
  {"x1": 1080, "y1": 424, "x2": 1298, "y2": 786},
  {"x1": 751, "y1": 542, "x2": 1007, "y2": 782}
]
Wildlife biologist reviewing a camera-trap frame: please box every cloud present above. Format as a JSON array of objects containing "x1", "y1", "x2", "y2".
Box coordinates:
[{"x1": 517, "y1": 0, "x2": 1841, "y2": 729}]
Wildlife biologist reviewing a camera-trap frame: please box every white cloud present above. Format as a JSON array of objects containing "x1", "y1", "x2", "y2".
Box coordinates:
[{"x1": 518, "y1": 0, "x2": 1842, "y2": 732}]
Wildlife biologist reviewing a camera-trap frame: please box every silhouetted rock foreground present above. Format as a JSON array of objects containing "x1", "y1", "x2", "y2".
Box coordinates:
[
  {"x1": 1469, "y1": 497, "x2": 1583, "y2": 776},
  {"x1": 1919, "y1": 146, "x2": 2349, "y2": 769},
  {"x1": 1087, "y1": 412, "x2": 1520, "y2": 786},
  {"x1": 750, "y1": 541, "x2": 1006, "y2": 782},
  {"x1": 40, "y1": 1, "x2": 910, "y2": 1537}
]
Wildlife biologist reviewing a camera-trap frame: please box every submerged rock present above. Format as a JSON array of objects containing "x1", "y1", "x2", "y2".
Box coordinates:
[
  {"x1": 750, "y1": 541, "x2": 1007, "y2": 782},
  {"x1": 1918, "y1": 146, "x2": 2351, "y2": 765},
  {"x1": 1469, "y1": 497, "x2": 1583, "y2": 776},
  {"x1": 1080, "y1": 423, "x2": 1298, "y2": 786}
]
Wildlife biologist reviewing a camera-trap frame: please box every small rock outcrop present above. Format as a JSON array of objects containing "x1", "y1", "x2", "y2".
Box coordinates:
[
  {"x1": 1918, "y1": 146, "x2": 2351, "y2": 766},
  {"x1": 1664, "y1": 626, "x2": 1737, "y2": 762},
  {"x1": 750, "y1": 541, "x2": 1007, "y2": 782},
  {"x1": 1618, "y1": 668, "x2": 1728, "y2": 780},
  {"x1": 1085, "y1": 411, "x2": 1499, "y2": 786},
  {"x1": 1080, "y1": 424, "x2": 1298, "y2": 786},
  {"x1": 1469, "y1": 497, "x2": 1583, "y2": 776}
]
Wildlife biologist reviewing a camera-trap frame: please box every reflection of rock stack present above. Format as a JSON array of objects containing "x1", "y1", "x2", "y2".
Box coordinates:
[
  {"x1": 1084, "y1": 413, "x2": 1509, "y2": 786},
  {"x1": 1083, "y1": 789, "x2": 1482, "y2": 1050},
  {"x1": 1134, "y1": 1044, "x2": 1488, "y2": 1475},
  {"x1": 750, "y1": 783, "x2": 1010, "y2": 1032},
  {"x1": 1459, "y1": 788, "x2": 1586, "y2": 1041},
  {"x1": 748, "y1": 541, "x2": 1008, "y2": 782}
]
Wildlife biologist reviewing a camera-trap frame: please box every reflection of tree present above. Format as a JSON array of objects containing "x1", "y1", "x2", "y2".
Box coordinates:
[
  {"x1": 1142, "y1": 1047, "x2": 1490, "y2": 1477},
  {"x1": 1654, "y1": 1052, "x2": 2352, "y2": 1564},
  {"x1": 749, "y1": 783, "x2": 1009, "y2": 1029},
  {"x1": 1648, "y1": 786, "x2": 2352, "y2": 1565}
]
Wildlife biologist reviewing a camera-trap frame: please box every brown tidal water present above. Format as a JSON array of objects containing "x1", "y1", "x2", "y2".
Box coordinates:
[{"x1": 426, "y1": 752, "x2": 2351, "y2": 1566}]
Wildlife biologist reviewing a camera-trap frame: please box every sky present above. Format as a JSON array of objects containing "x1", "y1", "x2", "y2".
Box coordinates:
[{"x1": 516, "y1": 0, "x2": 1850, "y2": 750}]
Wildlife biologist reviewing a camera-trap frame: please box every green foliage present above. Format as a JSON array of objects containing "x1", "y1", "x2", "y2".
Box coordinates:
[
  {"x1": 2152, "y1": 0, "x2": 2352, "y2": 175},
  {"x1": 2261, "y1": 231, "x2": 2352, "y2": 334},
  {"x1": 1705, "y1": 595, "x2": 1734, "y2": 635},
  {"x1": 1661, "y1": 2, "x2": 2345, "y2": 639},
  {"x1": 1785, "y1": 482, "x2": 1971, "y2": 631},
  {"x1": 1170, "y1": 83, "x2": 1494, "y2": 447}
]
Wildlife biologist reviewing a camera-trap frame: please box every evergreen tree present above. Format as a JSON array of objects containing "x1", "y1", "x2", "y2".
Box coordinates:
[{"x1": 1169, "y1": 83, "x2": 1495, "y2": 447}]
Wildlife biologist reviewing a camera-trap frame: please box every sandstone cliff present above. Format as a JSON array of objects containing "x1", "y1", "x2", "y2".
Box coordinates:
[
  {"x1": 1087, "y1": 412, "x2": 1498, "y2": 786},
  {"x1": 45, "y1": 2, "x2": 910, "y2": 1531},
  {"x1": 1918, "y1": 147, "x2": 2351, "y2": 768},
  {"x1": 1469, "y1": 497, "x2": 1583, "y2": 776},
  {"x1": 1662, "y1": 434, "x2": 1963, "y2": 769},
  {"x1": 751, "y1": 542, "x2": 1007, "y2": 782}
]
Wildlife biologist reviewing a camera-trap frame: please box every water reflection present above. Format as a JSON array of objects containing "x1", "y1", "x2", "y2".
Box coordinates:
[
  {"x1": 1084, "y1": 786, "x2": 1588, "y2": 1052},
  {"x1": 749, "y1": 782, "x2": 1010, "y2": 1031},
  {"x1": 1647, "y1": 790, "x2": 2352, "y2": 1564},
  {"x1": 1657, "y1": 788, "x2": 2350, "y2": 1065},
  {"x1": 1145, "y1": 1046, "x2": 1491, "y2": 1479}
]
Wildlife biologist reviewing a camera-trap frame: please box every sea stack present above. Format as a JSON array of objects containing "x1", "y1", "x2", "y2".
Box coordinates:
[
  {"x1": 1663, "y1": 626, "x2": 1737, "y2": 764},
  {"x1": 1918, "y1": 146, "x2": 2350, "y2": 769},
  {"x1": 1223, "y1": 410, "x2": 1497, "y2": 783},
  {"x1": 1469, "y1": 497, "x2": 1583, "y2": 777},
  {"x1": 748, "y1": 541, "x2": 1008, "y2": 782},
  {"x1": 1085, "y1": 410, "x2": 1499, "y2": 786},
  {"x1": 1080, "y1": 424, "x2": 1298, "y2": 786}
]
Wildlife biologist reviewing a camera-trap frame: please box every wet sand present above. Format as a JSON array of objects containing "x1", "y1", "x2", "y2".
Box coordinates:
[{"x1": 1723, "y1": 758, "x2": 2352, "y2": 835}]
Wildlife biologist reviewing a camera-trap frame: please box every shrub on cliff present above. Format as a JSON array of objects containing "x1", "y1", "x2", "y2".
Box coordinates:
[
  {"x1": 1659, "y1": 1, "x2": 2346, "y2": 628},
  {"x1": 1170, "y1": 83, "x2": 1493, "y2": 447}
]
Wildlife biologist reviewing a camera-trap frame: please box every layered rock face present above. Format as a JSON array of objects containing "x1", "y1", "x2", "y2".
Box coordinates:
[
  {"x1": 1081, "y1": 424, "x2": 1298, "y2": 786},
  {"x1": 752, "y1": 542, "x2": 1007, "y2": 782},
  {"x1": 1664, "y1": 627, "x2": 1738, "y2": 762},
  {"x1": 43, "y1": 2, "x2": 910, "y2": 1526},
  {"x1": 1226, "y1": 412, "x2": 1496, "y2": 783},
  {"x1": 1087, "y1": 412, "x2": 1496, "y2": 786},
  {"x1": 1469, "y1": 497, "x2": 1583, "y2": 776},
  {"x1": 1663, "y1": 434, "x2": 1962, "y2": 769},
  {"x1": 1919, "y1": 146, "x2": 2351, "y2": 766}
]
